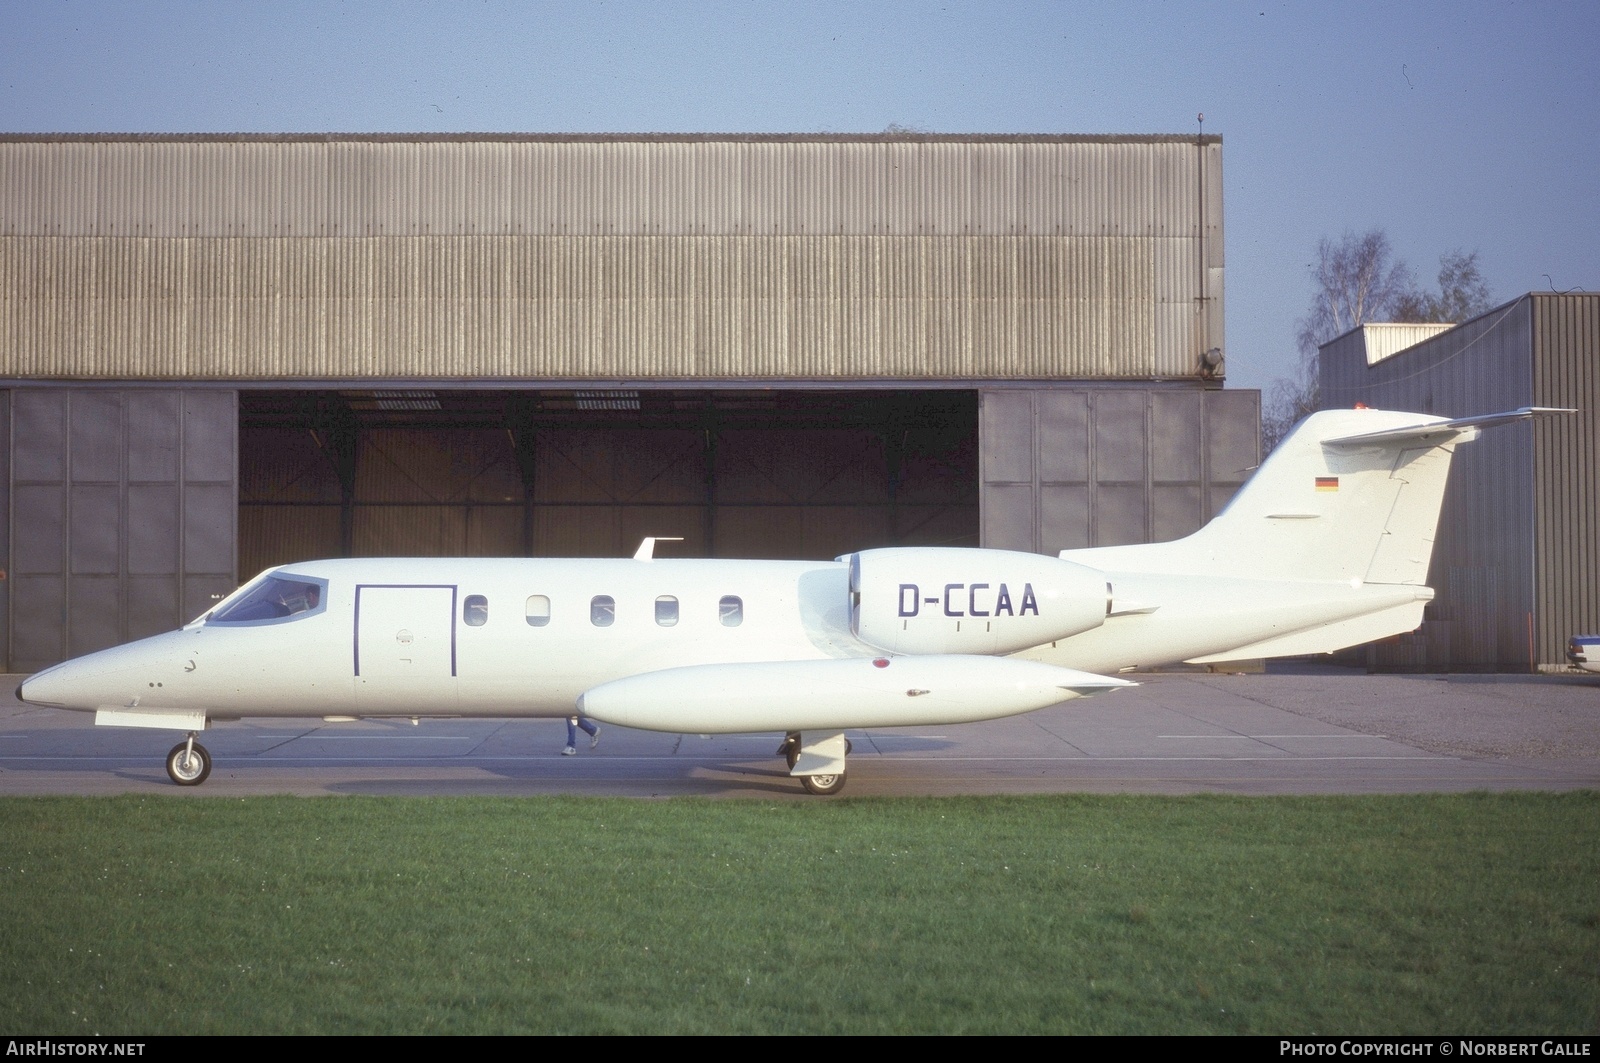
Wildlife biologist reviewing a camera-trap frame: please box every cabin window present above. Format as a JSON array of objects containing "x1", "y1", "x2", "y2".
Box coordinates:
[
  {"x1": 463, "y1": 595, "x2": 488, "y2": 627},
  {"x1": 719, "y1": 595, "x2": 743, "y2": 627},
  {"x1": 209, "y1": 574, "x2": 328, "y2": 624},
  {"x1": 525, "y1": 595, "x2": 551, "y2": 627},
  {"x1": 655, "y1": 595, "x2": 679, "y2": 627},
  {"x1": 590, "y1": 595, "x2": 615, "y2": 627}
]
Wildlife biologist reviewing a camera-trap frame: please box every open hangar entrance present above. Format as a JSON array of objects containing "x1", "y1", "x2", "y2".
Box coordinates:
[{"x1": 238, "y1": 387, "x2": 979, "y2": 578}]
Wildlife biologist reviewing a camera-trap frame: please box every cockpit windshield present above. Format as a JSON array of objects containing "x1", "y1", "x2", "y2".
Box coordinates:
[{"x1": 208, "y1": 574, "x2": 328, "y2": 624}]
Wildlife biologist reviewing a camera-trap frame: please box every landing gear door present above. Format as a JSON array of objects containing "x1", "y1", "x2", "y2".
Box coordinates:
[{"x1": 354, "y1": 585, "x2": 459, "y2": 712}]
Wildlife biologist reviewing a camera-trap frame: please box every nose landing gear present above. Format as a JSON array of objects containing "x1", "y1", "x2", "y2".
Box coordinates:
[{"x1": 166, "y1": 733, "x2": 212, "y2": 786}]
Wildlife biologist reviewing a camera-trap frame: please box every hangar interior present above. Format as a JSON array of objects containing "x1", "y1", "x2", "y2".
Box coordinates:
[
  {"x1": 239, "y1": 387, "x2": 980, "y2": 573},
  {"x1": 1, "y1": 133, "x2": 1252, "y2": 672}
]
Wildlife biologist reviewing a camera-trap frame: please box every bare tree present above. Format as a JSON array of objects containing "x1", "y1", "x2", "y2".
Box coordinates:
[
  {"x1": 1294, "y1": 229, "x2": 1416, "y2": 361},
  {"x1": 1263, "y1": 235, "x2": 1496, "y2": 451},
  {"x1": 1262, "y1": 374, "x2": 1323, "y2": 454},
  {"x1": 1391, "y1": 249, "x2": 1494, "y2": 323},
  {"x1": 1264, "y1": 229, "x2": 1416, "y2": 450}
]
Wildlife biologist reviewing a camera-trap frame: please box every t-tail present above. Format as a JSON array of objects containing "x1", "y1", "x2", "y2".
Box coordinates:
[
  {"x1": 1064, "y1": 406, "x2": 1559, "y2": 584},
  {"x1": 1031, "y1": 406, "x2": 1569, "y2": 669}
]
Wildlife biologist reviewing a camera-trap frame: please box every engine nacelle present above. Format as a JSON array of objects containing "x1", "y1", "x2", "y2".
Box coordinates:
[{"x1": 844, "y1": 547, "x2": 1109, "y2": 655}]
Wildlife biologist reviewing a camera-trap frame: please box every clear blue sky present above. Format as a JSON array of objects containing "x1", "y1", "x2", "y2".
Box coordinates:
[{"x1": 3, "y1": 0, "x2": 1595, "y2": 396}]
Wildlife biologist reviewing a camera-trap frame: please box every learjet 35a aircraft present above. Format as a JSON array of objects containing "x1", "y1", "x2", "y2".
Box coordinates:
[{"x1": 18, "y1": 406, "x2": 1559, "y2": 794}]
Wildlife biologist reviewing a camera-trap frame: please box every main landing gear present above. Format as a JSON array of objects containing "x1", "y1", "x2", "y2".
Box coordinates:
[
  {"x1": 800, "y1": 771, "x2": 845, "y2": 796},
  {"x1": 166, "y1": 732, "x2": 212, "y2": 786},
  {"x1": 777, "y1": 731, "x2": 851, "y2": 796}
]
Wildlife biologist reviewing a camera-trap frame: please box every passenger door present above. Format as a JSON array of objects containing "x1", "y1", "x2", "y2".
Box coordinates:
[{"x1": 354, "y1": 585, "x2": 459, "y2": 712}]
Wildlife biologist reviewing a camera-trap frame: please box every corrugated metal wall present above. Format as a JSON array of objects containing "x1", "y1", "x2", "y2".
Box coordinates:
[
  {"x1": 0, "y1": 136, "x2": 1220, "y2": 237},
  {"x1": 980, "y1": 386, "x2": 1258, "y2": 554},
  {"x1": 1354, "y1": 323, "x2": 1457, "y2": 366},
  {"x1": 1318, "y1": 295, "x2": 1600, "y2": 670},
  {"x1": 0, "y1": 135, "x2": 1223, "y2": 382},
  {"x1": 1532, "y1": 295, "x2": 1600, "y2": 669}
]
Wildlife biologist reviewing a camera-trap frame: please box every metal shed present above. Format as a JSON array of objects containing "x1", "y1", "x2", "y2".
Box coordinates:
[{"x1": 1318, "y1": 293, "x2": 1600, "y2": 670}]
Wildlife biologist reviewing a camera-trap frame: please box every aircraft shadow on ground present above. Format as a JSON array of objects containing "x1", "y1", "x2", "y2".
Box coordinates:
[{"x1": 326, "y1": 763, "x2": 823, "y2": 797}]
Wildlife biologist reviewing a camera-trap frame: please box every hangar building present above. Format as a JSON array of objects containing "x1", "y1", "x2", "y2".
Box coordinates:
[
  {"x1": 1319, "y1": 293, "x2": 1600, "y2": 671},
  {"x1": 0, "y1": 133, "x2": 1255, "y2": 673}
]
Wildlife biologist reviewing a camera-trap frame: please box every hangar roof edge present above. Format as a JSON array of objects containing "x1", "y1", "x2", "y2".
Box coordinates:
[{"x1": 0, "y1": 132, "x2": 1222, "y2": 146}]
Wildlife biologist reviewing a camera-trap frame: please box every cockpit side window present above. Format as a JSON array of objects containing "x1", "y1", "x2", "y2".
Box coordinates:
[{"x1": 209, "y1": 575, "x2": 329, "y2": 625}]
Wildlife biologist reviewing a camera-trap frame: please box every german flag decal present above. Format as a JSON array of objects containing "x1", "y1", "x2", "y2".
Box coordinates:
[{"x1": 1315, "y1": 476, "x2": 1339, "y2": 491}]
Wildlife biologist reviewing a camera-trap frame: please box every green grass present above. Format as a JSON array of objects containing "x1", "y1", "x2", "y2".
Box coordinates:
[{"x1": 0, "y1": 793, "x2": 1595, "y2": 1034}]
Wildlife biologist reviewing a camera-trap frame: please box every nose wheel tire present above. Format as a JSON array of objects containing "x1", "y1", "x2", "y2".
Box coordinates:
[
  {"x1": 166, "y1": 741, "x2": 212, "y2": 786},
  {"x1": 800, "y1": 772, "x2": 845, "y2": 796}
]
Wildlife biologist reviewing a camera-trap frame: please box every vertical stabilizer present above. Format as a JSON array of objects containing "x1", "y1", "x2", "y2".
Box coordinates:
[{"x1": 1061, "y1": 408, "x2": 1540, "y2": 585}]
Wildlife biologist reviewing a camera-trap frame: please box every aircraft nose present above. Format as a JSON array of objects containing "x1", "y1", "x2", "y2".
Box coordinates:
[
  {"x1": 17, "y1": 664, "x2": 75, "y2": 708},
  {"x1": 16, "y1": 630, "x2": 192, "y2": 711}
]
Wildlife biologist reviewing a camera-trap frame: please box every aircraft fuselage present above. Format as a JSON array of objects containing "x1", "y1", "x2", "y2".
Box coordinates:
[{"x1": 21, "y1": 556, "x2": 855, "y2": 721}]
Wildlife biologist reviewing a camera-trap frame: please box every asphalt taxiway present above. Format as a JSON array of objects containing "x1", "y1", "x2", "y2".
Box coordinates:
[{"x1": 2, "y1": 666, "x2": 1596, "y2": 797}]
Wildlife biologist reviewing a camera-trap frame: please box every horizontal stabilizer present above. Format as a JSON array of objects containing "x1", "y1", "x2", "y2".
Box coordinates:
[{"x1": 1324, "y1": 407, "x2": 1573, "y2": 448}]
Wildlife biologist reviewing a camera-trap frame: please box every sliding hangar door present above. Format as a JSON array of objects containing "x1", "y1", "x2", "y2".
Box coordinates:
[{"x1": 0, "y1": 134, "x2": 1251, "y2": 671}]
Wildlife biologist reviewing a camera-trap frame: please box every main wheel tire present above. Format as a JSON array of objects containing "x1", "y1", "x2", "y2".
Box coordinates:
[
  {"x1": 166, "y1": 741, "x2": 212, "y2": 786},
  {"x1": 800, "y1": 772, "x2": 845, "y2": 796}
]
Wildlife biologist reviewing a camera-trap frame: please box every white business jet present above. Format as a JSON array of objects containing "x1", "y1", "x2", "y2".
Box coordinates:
[{"x1": 17, "y1": 406, "x2": 1557, "y2": 794}]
